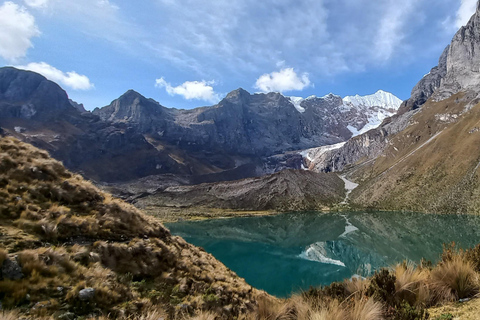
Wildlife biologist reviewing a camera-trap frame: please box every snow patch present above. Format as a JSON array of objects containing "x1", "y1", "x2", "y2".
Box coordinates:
[
  {"x1": 288, "y1": 96, "x2": 306, "y2": 113},
  {"x1": 299, "y1": 242, "x2": 346, "y2": 267},
  {"x1": 299, "y1": 142, "x2": 346, "y2": 164}
]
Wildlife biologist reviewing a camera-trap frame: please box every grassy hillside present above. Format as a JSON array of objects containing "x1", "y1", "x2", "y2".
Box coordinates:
[
  {"x1": 0, "y1": 137, "x2": 259, "y2": 319},
  {"x1": 3, "y1": 137, "x2": 480, "y2": 320},
  {"x1": 348, "y1": 92, "x2": 480, "y2": 214}
]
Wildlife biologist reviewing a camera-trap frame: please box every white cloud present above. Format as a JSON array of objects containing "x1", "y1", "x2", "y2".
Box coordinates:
[
  {"x1": 456, "y1": 0, "x2": 477, "y2": 28},
  {"x1": 0, "y1": 2, "x2": 40, "y2": 62},
  {"x1": 155, "y1": 77, "x2": 221, "y2": 103},
  {"x1": 24, "y1": 0, "x2": 50, "y2": 8},
  {"x1": 17, "y1": 62, "x2": 94, "y2": 90},
  {"x1": 374, "y1": 0, "x2": 417, "y2": 62},
  {"x1": 254, "y1": 68, "x2": 311, "y2": 93}
]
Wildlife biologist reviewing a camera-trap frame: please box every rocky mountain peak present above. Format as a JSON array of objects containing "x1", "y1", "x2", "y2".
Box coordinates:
[
  {"x1": 0, "y1": 67, "x2": 74, "y2": 119},
  {"x1": 93, "y1": 89, "x2": 167, "y2": 124},
  {"x1": 225, "y1": 87, "x2": 249, "y2": 99},
  {"x1": 400, "y1": 3, "x2": 480, "y2": 112}
]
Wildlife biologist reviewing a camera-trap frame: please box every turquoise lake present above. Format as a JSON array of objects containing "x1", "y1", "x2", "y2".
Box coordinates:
[{"x1": 166, "y1": 211, "x2": 480, "y2": 297}]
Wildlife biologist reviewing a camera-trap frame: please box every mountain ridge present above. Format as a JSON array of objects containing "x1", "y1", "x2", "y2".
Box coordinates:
[{"x1": 0, "y1": 66, "x2": 402, "y2": 188}]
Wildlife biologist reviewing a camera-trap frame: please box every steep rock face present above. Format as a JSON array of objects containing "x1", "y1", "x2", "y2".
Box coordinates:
[
  {"x1": 93, "y1": 89, "x2": 174, "y2": 132},
  {"x1": 399, "y1": 46, "x2": 449, "y2": 114},
  {"x1": 436, "y1": 2, "x2": 480, "y2": 100},
  {"x1": 304, "y1": 110, "x2": 415, "y2": 173},
  {"x1": 96, "y1": 89, "x2": 353, "y2": 157},
  {"x1": 400, "y1": 1, "x2": 480, "y2": 112}
]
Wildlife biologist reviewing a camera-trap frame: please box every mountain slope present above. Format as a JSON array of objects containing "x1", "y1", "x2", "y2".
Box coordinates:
[
  {"x1": 134, "y1": 169, "x2": 345, "y2": 216},
  {"x1": 0, "y1": 136, "x2": 259, "y2": 318}
]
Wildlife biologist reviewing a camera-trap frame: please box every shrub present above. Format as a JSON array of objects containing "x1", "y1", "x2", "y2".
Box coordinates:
[
  {"x1": 366, "y1": 269, "x2": 396, "y2": 307},
  {"x1": 393, "y1": 301, "x2": 428, "y2": 320}
]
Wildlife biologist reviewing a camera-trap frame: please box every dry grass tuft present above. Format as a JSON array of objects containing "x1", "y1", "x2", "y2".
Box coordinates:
[
  {"x1": 310, "y1": 299, "x2": 347, "y2": 320},
  {"x1": 255, "y1": 292, "x2": 283, "y2": 320},
  {"x1": 394, "y1": 262, "x2": 430, "y2": 307},
  {"x1": 349, "y1": 297, "x2": 384, "y2": 320},
  {"x1": 345, "y1": 277, "x2": 369, "y2": 298},
  {"x1": 0, "y1": 311, "x2": 20, "y2": 320},
  {"x1": 429, "y1": 256, "x2": 479, "y2": 303},
  {"x1": 274, "y1": 295, "x2": 310, "y2": 320}
]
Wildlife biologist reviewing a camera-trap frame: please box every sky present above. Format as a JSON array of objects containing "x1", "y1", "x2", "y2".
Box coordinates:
[{"x1": 0, "y1": 0, "x2": 477, "y2": 110}]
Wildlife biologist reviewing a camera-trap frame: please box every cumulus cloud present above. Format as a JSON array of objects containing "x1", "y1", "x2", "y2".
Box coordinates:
[
  {"x1": 24, "y1": 0, "x2": 50, "y2": 8},
  {"x1": 456, "y1": 0, "x2": 477, "y2": 28},
  {"x1": 155, "y1": 77, "x2": 221, "y2": 103},
  {"x1": 17, "y1": 62, "x2": 94, "y2": 90},
  {"x1": 254, "y1": 68, "x2": 311, "y2": 93},
  {"x1": 0, "y1": 2, "x2": 40, "y2": 62}
]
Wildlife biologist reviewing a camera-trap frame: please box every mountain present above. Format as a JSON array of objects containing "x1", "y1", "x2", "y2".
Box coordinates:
[
  {"x1": 94, "y1": 88, "x2": 401, "y2": 157},
  {"x1": 304, "y1": 2, "x2": 480, "y2": 214},
  {"x1": 0, "y1": 66, "x2": 401, "y2": 189}
]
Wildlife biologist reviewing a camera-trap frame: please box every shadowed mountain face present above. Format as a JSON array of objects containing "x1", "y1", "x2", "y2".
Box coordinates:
[
  {"x1": 93, "y1": 89, "x2": 353, "y2": 157},
  {"x1": 0, "y1": 66, "x2": 400, "y2": 186},
  {"x1": 0, "y1": 67, "x2": 188, "y2": 182}
]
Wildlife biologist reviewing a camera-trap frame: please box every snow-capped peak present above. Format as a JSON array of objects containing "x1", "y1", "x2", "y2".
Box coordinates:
[{"x1": 343, "y1": 90, "x2": 402, "y2": 110}]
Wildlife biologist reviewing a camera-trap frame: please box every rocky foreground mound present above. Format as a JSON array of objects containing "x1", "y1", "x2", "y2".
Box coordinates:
[
  {"x1": 133, "y1": 170, "x2": 345, "y2": 218},
  {"x1": 0, "y1": 137, "x2": 260, "y2": 319}
]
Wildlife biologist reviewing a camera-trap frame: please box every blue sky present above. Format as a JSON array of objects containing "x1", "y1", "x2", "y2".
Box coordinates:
[{"x1": 0, "y1": 0, "x2": 477, "y2": 110}]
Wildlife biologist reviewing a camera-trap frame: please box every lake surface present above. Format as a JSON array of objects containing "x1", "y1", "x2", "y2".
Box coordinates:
[{"x1": 166, "y1": 211, "x2": 480, "y2": 297}]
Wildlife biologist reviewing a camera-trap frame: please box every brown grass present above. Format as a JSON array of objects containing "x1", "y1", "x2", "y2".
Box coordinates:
[
  {"x1": 429, "y1": 256, "x2": 479, "y2": 303},
  {"x1": 394, "y1": 262, "x2": 430, "y2": 307},
  {"x1": 349, "y1": 297, "x2": 384, "y2": 320},
  {"x1": 345, "y1": 277, "x2": 369, "y2": 298},
  {"x1": 310, "y1": 300, "x2": 347, "y2": 320}
]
